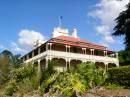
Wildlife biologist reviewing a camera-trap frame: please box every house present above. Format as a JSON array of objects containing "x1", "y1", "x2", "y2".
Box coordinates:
[{"x1": 22, "y1": 27, "x2": 119, "y2": 71}]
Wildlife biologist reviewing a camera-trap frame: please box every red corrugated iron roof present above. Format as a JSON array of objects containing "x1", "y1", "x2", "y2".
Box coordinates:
[
  {"x1": 49, "y1": 36, "x2": 107, "y2": 50},
  {"x1": 22, "y1": 36, "x2": 116, "y2": 58}
]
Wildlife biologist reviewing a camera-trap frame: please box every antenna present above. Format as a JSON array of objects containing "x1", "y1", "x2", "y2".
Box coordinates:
[{"x1": 58, "y1": 16, "x2": 62, "y2": 28}]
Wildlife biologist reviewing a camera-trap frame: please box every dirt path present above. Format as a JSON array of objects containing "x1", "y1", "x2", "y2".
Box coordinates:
[
  {"x1": 1, "y1": 88, "x2": 130, "y2": 97},
  {"x1": 82, "y1": 89, "x2": 130, "y2": 97}
]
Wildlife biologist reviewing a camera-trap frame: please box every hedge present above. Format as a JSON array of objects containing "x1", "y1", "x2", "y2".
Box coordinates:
[{"x1": 107, "y1": 66, "x2": 130, "y2": 87}]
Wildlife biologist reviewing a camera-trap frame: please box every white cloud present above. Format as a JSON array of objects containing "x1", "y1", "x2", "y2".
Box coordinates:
[
  {"x1": 104, "y1": 35, "x2": 114, "y2": 43},
  {"x1": 99, "y1": 41, "x2": 109, "y2": 48},
  {"x1": 10, "y1": 29, "x2": 47, "y2": 54},
  {"x1": 0, "y1": 29, "x2": 47, "y2": 54},
  {"x1": 0, "y1": 44, "x2": 4, "y2": 49},
  {"x1": 89, "y1": 0, "x2": 129, "y2": 26},
  {"x1": 11, "y1": 42, "x2": 26, "y2": 53},
  {"x1": 88, "y1": 0, "x2": 129, "y2": 48},
  {"x1": 96, "y1": 25, "x2": 110, "y2": 34},
  {"x1": 18, "y1": 29, "x2": 46, "y2": 47},
  {"x1": 11, "y1": 42, "x2": 17, "y2": 47}
]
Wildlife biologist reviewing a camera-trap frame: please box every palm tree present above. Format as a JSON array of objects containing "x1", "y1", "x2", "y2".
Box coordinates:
[{"x1": 113, "y1": 2, "x2": 130, "y2": 50}]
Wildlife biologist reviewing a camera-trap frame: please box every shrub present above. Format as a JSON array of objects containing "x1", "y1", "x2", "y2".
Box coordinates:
[
  {"x1": 39, "y1": 72, "x2": 59, "y2": 95},
  {"x1": 39, "y1": 60, "x2": 58, "y2": 95},
  {"x1": 4, "y1": 82, "x2": 16, "y2": 96},
  {"x1": 39, "y1": 82, "x2": 46, "y2": 94},
  {"x1": 75, "y1": 62, "x2": 107, "y2": 88},
  {"x1": 4, "y1": 63, "x2": 40, "y2": 96},
  {"x1": 50, "y1": 72, "x2": 86, "y2": 97},
  {"x1": 17, "y1": 78, "x2": 35, "y2": 94},
  {"x1": 107, "y1": 66, "x2": 130, "y2": 87},
  {"x1": 10, "y1": 63, "x2": 36, "y2": 82}
]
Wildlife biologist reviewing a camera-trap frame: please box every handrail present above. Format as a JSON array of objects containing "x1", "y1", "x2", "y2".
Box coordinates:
[{"x1": 24, "y1": 50, "x2": 118, "y2": 64}]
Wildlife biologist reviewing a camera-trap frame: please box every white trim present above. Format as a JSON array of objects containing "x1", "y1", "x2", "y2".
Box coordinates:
[{"x1": 24, "y1": 50, "x2": 119, "y2": 67}]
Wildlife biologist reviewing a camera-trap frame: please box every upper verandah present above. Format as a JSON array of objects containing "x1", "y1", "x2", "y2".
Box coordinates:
[{"x1": 22, "y1": 27, "x2": 116, "y2": 60}]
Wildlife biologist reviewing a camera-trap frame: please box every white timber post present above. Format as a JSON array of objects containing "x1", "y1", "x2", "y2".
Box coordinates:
[
  {"x1": 38, "y1": 47, "x2": 41, "y2": 54},
  {"x1": 93, "y1": 49, "x2": 95, "y2": 55},
  {"x1": 50, "y1": 43, "x2": 52, "y2": 51},
  {"x1": 27, "y1": 55, "x2": 29, "y2": 60},
  {"x1": 46, "y1": 43, "x2": 48, "y2": 51},
  {"x1": 90, "y1": 49, "x2": 94, "y2": 55},
  {"x1": 65, "y1": 45, "x2": 68, "y2": 52},
  {"x1": 32, "y1": 51, "x2": 34, "y2": 57},
  {"x1": 82, "y1": 48, "x2": 84, "y2": 54},
  {"x1": 68, "y1": 46, "x2": 70, "y2": 53},
  {"x1": 46, "y1": 57, "x2": 48, "y2": 69},
  {"x1": 90, "y1": 49, "x2": 93, "y2": 55},
  {"x1": 38, "y1": 60, "x2": 41, "y2": 74},
  {"x1": 106, "y1": 51, "x2": 107, "y2": 56},
  {"x1": 116, "y1": 52, "x2": 119, "y2": 67},
  {"x1": 85, "y1": 48, "x2": 86, "y2": 54},
  {"x1": 82, "y1": 48, "x2": 86, "y2": 54},
  {"x1": 116, "y1": 53, "x2": 119, "y2": 58},
  {"x1": 103, "y1": 51, "x2": 106, "y2": 56}
]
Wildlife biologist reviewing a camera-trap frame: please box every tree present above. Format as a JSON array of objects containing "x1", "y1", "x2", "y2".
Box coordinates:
[
  {"x1": 118, "y1": 50, "x2": 130, "y2": 66},
  {"x1": 113, "y1": 2, "x2": 130, "y2": 50},
  {"x1": 0, "y1": 50, "x2": 13, "y2": 84},
  {"x1": 10, "y1": 54, "x2": 23, "y2": 68},
  {"x1": 0, "y1": 50, "x2": 23, "y2": 84},
  {"x1": 1, "y1": 50, "x2": 12, "y2": 56}
]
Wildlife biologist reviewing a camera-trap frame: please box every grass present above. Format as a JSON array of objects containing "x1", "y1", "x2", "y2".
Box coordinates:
[{"x1": 105, "y1": 83, "x2": 124, "y2": 90}]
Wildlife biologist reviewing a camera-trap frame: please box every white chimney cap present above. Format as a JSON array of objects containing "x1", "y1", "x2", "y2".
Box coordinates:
[
  {"x1": 72, "y1": 28, "x2": 78, "y2": 38},
  {"x1": 52, "y1": 27, "x2": 69, "y2": 38}
]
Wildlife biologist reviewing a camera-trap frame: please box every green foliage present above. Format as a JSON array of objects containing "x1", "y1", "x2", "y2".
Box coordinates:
[
  {"x1": 107, "y1": 66, "x2": 130, "y2": 87},
  {"x1": 10, "y1": 63, "x2": 36, "y2": 82},
  {"x1": 17, "y1": 78, "x2": 36, "y2": 94},
  {"x1": 113, "y1": 2, "x2": 130, "y2": 50},
  {"x1": 75, "y1": 62, "x2": 107, "y2": 88},
  {"x1": 47, "y1": 60, "x2": 57, "y2": 74},
  {"x1": 3, "y1": 60, "x2": 109, "y2": 97},
  {"x1": 0, "y1": 50, "x2": 23, "y2": 85},
  {"x1": 118, "y1": 50, "x2": 130, "y2": 66},
  {"x1": 4, "y1": 63, "x2": 40, "y2": 95},
  {"x1": 0, "y1": 50, "x2": 12, "y2": 84},
  {"x1": 4, "y1": 82, "x2": 16, "y2": 96},
  {"x1": 40, "y1": 62, "x2": 107, "y2": 97},
  {"x1": 40, "y1": 60, "x2": 57, "y2": 81},
  {"x1": 40, "y1": 60, "x2": 57, "y2": 88},
  {"x1": 10, "y1": 54, "x2": 23, "y2": 68},
  {"x1": 39, "y1": 72, "x2": 58, "y2": 95},
  {"x1": 39, "y1": 82, "x2": 46, "y2": 94},
  {"x1": 3, "y1": 60, "x2": 57, "y2": 96},
  {"x1": 105, "y1": 83, "x2": 123, "y2": 90},
  {"x1": 50, "y1": 72, "x2": 86, "y2": 97}
]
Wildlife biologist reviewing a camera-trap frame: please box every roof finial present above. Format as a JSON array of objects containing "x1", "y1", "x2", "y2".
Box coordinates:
[{"x1": 58, "y1": 16, "x2": 63, "y2": 28}]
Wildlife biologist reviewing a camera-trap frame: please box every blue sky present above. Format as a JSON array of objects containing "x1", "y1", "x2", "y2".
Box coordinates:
[{"x1": 0, "y1": 0, "x2": 129, "y2": 55}]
